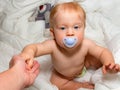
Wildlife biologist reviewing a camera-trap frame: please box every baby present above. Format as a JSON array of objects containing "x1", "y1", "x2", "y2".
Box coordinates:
[{"x1": 19, "y1": 2, "x2": 120, "y2": 90}]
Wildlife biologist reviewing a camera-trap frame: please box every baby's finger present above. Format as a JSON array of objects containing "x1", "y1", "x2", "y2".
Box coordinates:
[
  {"x1": 114, "y1": 64, "x2": 120, "y2": 72},
  {"x1": 102, "y1": 65, "x2": 107, "y2": 74},
  {"x1": 108, "y1": 63, "x2": 115, "y2": 69},
  {"x1": 28, "y1": 59, "x2": 34, "y2": 68},
  {"x1": 103, "y1": 64, "x2": 114, "y2": 74},
  {"x1": 26, "y1": 59, "x2": 33, "y2": 70}
]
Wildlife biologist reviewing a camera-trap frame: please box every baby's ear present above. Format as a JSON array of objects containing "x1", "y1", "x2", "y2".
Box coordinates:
[{"x1": 50, "y1": 28, "x2": 54, "y2": 38}]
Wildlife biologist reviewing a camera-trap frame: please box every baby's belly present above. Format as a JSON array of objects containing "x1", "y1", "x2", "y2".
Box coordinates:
[
  {"x1": 52, "y1": 56, "x2": 85, "y2": 78},
  {"x1": 54, "y1": 64, "x2": 83, "y2": 78}
]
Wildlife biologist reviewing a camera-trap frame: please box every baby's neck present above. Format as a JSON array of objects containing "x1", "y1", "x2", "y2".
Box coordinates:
[{"x1": 59, "y1": 45, "x2": 81, "y2": 55}]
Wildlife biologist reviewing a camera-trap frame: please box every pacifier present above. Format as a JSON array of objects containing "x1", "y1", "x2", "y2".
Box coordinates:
[{"x1": 63, "y1": 37, "x2": 78, "y2": 48}]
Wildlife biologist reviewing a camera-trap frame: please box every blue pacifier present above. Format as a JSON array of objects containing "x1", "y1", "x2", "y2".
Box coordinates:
[{"x1": 63, "y1": 37, "x2": 78, "y2": 48}]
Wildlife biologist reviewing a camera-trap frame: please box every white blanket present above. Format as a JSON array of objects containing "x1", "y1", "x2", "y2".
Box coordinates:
[{"x1": 0, "y1": 0, "x2": 120, "y2": 90}]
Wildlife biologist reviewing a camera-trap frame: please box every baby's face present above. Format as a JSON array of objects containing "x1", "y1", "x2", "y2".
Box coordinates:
[{"x1": 51, "y1": 11, "x2": 85, "y2": 49}]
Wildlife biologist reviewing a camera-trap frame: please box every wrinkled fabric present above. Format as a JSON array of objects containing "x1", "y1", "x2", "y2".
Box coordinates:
[{"x1": 0, "y1": 0, "x2": 120, "y2": 90}]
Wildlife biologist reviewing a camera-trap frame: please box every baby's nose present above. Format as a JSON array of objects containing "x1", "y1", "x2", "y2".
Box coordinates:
[{"x1": 66, "y1": 29, "x2": 74, "y2": 36}]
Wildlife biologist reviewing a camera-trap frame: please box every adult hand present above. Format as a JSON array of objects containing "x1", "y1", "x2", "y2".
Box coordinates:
[{"x1": 9, "y1": 55, "x2": 40, "y2": 88}]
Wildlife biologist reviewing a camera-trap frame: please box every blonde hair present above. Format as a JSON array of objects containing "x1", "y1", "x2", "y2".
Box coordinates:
[{"x1": 49, "y1": 2, "x2": 86, "y2": 28}]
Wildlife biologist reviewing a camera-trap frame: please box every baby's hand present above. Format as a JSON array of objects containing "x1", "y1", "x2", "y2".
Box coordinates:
[
  {"x1": 102, "y1": 63, "x2": 120, "y2": 74},
  {"x1": 19, "y1": 53, "x2": 34, "y2": 69},
  {"x1": 26, "y1": 59, "x2": 34, "y2": 69}
]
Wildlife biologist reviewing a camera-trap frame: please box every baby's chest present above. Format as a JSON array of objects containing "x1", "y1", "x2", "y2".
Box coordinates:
[{"x1": 52, "y1": 52, "x2": 85, "y2": 66}]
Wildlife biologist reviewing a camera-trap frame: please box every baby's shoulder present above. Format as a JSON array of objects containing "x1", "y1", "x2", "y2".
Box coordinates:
[
  {"x1": 43, "y1": 39, "x2": 56, "y2": 45},
  {"x1": 82, "y1": 38, "x2": 95, "y2": 46},
  {"x1": 43, "y1": 39, "x2": 57, "y2": 48},
  {"x1": 82, "y1": 38, "x2": 96, "y2": 47}
]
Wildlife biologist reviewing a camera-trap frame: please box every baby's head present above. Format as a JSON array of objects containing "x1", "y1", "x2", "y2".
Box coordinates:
[
  {"x1": 49, "y1": 2, "x2": 86, "y2": 28},
  {"x1": 49, "y1": 2, "x2": 86, "y2": 48}
]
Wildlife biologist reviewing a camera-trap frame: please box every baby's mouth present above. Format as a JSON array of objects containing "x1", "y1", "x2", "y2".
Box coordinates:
[{"x1": 63, "y1": 37, "x2": 78, "y2": 48}]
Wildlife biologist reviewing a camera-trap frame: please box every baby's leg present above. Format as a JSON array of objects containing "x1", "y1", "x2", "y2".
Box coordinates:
[{"x1": 50, "y1": 69, "x2": 94, "y2": 90}]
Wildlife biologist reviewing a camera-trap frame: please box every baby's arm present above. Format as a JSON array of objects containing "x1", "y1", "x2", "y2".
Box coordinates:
[
  {"x1": 97, "y1": 48, "x2": 120, "y2": 74},
  {"x1": 85, "y1": 39, "x2": 120, "y2": 74},
  {"x1": 19, "y1": 44, "x2": 38, "y2": 68},
  {"x1": 19, "y1": 40, "x2": 54, "y2": 68}
]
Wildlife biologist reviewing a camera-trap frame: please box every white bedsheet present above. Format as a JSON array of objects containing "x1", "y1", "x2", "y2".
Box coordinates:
[{"x1": 0, "y1": 0, "x2": 120, "y2": 90}]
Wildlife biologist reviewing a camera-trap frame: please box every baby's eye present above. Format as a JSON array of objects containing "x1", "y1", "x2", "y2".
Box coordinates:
[
  {"x1": 74, "y1": 25, "x2": 79, "y2": 30},
  {"x1": 60, "y1": 27, "x2": 66, "y2": 30}
]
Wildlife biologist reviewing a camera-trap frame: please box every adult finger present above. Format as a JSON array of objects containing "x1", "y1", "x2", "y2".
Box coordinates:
[
  {"x1": 30, "y1": 60, "x2": 40, "y2": 73},
  {"x1": 9, "y1": 55, "x2": 24, "y2": 68}
]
